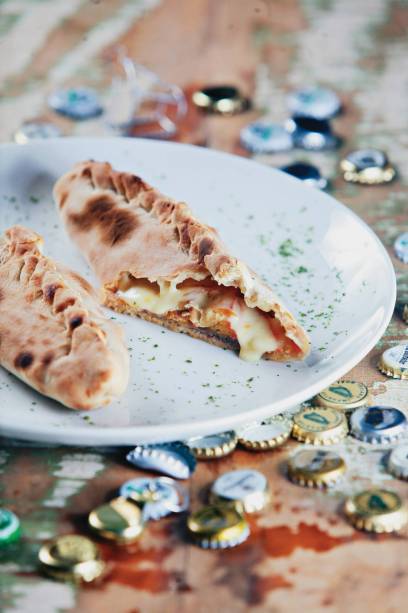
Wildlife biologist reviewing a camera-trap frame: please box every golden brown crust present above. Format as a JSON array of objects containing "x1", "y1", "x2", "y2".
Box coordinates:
[
  {"x1": 0, "y1": 225, "x2": 129, "y2": 410},
  {"x1": 54, "y1": 161, "x2": 310, "y2": 359}
]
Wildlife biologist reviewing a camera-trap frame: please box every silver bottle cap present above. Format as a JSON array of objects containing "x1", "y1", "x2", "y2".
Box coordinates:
[
  {"x1": 126, "y1": 442, "x2": 196, "y2": 479},
  {"x1": 350, "y1": 406, "x2": 408, "y2": 444},
  {"x1": 210, "y1": 469, "x2": 270, "y2": 513},
  {"x1": 287, "y1": 87, "x2": 341, "y2": 120},
  {"x1": 14, "y1": 121, "x2": 62, "y2": 144},
  {"x1": 240, "y1": 121, "x2": 293, "y2": 153},
  {"x1": 387, "y1": 445, "x2": 408, "y2": 480},
  {"x1": 119, "y1": 477, "x2": 189, "y2": 520}
]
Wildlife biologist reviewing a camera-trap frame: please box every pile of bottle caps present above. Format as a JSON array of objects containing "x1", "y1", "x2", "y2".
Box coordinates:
[{"x1": 4, "y1": 341, "x2": 407, "y2": 583}]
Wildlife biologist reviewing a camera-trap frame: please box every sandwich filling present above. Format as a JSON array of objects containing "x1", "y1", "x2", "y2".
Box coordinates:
[{"x1": 116, "y1": 275, "x2": 301, "y2": 361}]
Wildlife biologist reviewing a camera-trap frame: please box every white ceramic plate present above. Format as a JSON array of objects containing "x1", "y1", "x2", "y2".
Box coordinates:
[{"x1": 0, "y1": 138, "x2": 395, "y2": 446}]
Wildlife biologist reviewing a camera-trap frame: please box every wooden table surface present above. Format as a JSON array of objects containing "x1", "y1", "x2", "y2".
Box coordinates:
[{"x1": 1, "y1": 1, "x2": 408, "y2": 612}]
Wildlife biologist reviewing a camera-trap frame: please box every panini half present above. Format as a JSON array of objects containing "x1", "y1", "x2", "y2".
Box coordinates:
[
  {"x1": 0, "y1": 225, "x2": 129, "y2": 409},
  {"x1": 54, "y1": 161, "x2": 310, "y2": 362}
]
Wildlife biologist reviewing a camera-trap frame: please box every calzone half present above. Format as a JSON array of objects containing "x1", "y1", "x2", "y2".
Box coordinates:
[
  {"x1": 0, "y1": 225, "x2": 129, "y2": 409},
  {"x1": 54, "y1": 161, "x2": 310, "y2": 362}
]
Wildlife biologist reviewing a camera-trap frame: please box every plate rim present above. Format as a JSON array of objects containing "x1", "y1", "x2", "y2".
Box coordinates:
[{"x1": 0, "y1": 138, "x2": 396, "y2": 445}]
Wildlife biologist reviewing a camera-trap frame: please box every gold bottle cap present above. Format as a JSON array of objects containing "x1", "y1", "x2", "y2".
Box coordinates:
[
  {"x1": 287, "y1": 449, "x2": 346, "y2": 488},
  {"x1": 344, "y1": 489, "x2": 408, "y2": 533},
  {"x1": 186, "y1": 431, "x2": 237, "y2": 460},
  {"x1": 340, "y1": 149, "x2": 396, "y2": 184},
  {"x1": 292, "y1": 406, "x2": 348, "y2": 444},
  {"x1": 88, "y1": 497, "x2": 144, "y2": 544},
  {"x1": 238, "y1": 419, "x2": 292, "y2": 450},
  {"x1": 187, "y1": 503, "x2": 250, "y2": 549},
  {"x1": 210, "y1": 469, "x2": 270, "y2": 513},
  {"x1": 314, "y1": 380, "x2": 371, "y2": 412},
  {"x1": 38, "y1": 535, "x2": 105, "y2": 583},
  {"x1": 378, "y1": 344, "x2": 408, "y2": 380},
  {"x1": 192, "y1": 85, "x2": 249, "y2": 115}
]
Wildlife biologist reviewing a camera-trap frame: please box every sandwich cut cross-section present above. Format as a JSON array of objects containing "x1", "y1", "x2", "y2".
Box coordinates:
[{"x1": 54, "y1": 160, "x2": 310, "y2": 362}]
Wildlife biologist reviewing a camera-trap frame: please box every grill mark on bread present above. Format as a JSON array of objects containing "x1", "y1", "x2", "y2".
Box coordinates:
[
  {"x1": 15, "y1": 351, "x2": 33, "y2": 369},
  {"x1": 198, "y1": 237, "x2": 213, "y2": 262},
  {"x1": 44, "y1": 283, "x2": 62, "y2": 303},
  {"x1": 42, "y1": 351, "x2": 54, "y2": 366},
  {"x1": 68, "y1": 195, "x2": 137, "y2": 246},
  {"x1": 69, "y1": 315, "x2": 83, "y2": 330},
  {"x1": 56, "y1": 297, "x2": 76, "y2": 313}
]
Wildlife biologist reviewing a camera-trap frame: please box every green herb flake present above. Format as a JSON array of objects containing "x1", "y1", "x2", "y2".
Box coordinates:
[{"x1": 278, "y1": 239, "x2": 303, "y2": 258}]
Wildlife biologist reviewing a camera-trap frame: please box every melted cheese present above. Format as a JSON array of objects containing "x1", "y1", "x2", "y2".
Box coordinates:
[{"x1": 118, "y1": 280, "x2": 279, "y2": 361}]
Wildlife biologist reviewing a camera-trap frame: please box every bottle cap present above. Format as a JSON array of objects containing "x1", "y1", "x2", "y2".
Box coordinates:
[
  {"x1": 344, "y1": 489, "x2": 408, "y2": 533},
  {"x1": 210, "y1": 469, "x2": 270, "y2": 513},
  {"x1": 187, "y1": 503, "x2": 250, "y2": 549},
  {"x1": 88, "y1": 497, "x2": 144, "y2": 544},
  {"x1": 119, "y1": 477, "x2": 189, "y2": 520},
  {"x1": 394, "y1": 232, "x2": 408, "y2": 264},
  {"x1": 240, "y1": 121, "x2": 293, "y2": 153},
  {"x1": 292, "y1": 406, "x2": 348, "y2": 444},
  {"x1": 186, "y1": 431, "x2": 237, "y2": 460},
  {"x1": 280, "y1": 162, "x2": 328, "y2": 190},
  {"x1": 395, "y1": 301, "x2": 408, "y2": 324},
  {"x1": 287, "y1": 87, "x2": 341, "y2": 120},
  {"x1": 192, "y1": 85, "x2": 249, "y2": 115},
  {"x1": 340, "y1": 149, "x2": 396, "y2": 184},
  {"x1": 48, "y1": 87, "x2": 103, "y2": 120},
  {"x1": 387, "y1": 445, "x2": 408, "y2": 480},
  {"x1": 14, "y1": 120, "x2": 62, "y2": 144},
  {"x1": 0, "y1": 509, "x2": 21, "y2": 544},
  {"x1": 287, "y1": 449, "x2": 346, "y2": 488},
  {"x1": 39, "y1": 535, "x2": 105, "y2": 583},
  {"x1": 313, "y1": 380, "x2": 371, "y2": 412},
  {"x1": 238, "y1": 420, "x2": 291, "y2": 450},
  {"x1": 126, "y1": 442, "x2": 196, "y2": 478},
  {"x1": 350, "y1": 406, "x2": 407, "y2": 444},
  {"x1": 285, "y1": 116, "x2": 340, "y2": 150},
  {"x1": 378, "y1": 344, "x2": 408, "y2": 379}
]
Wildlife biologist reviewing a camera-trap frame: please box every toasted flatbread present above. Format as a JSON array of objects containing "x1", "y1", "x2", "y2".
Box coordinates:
[
  {"x1": 0, "y1": 225, "x2": 129, "y2": 409},
  {"x1": 54, "y1": 161, "x2": 310, "y2": 362}
]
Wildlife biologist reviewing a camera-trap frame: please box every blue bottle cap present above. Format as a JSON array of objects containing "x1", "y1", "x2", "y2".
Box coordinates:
[
  {"x1": 240, "y1": 121, "x2": 293, "y2": 154},
  {"x1": 343, "y1": 149, "x2": 387, "y2": 171},
  {"x1": 287, "y1": 87, "x2": 341, "y2": 120},
  {"x1": 48, "y1": 87, "x2": 103, "y2": 120},
  {"x1": 280, "y1": 162, "x2": 328, "y2": 189},
  {"x1": 119, "y1": 476, "x2": 189, "y2": 520},
  {"x1": 285, "y1": 116, "x2": 340, "y2": 150},
  {"x1": 394, "y1": 232, "x2": 408, "y2": 264},
  {"x1": 350, "y1": 406, "x2": 408, "y2": 444},
  {"x1": 126, "y1": 442, "x2": 196, "y2": 479}
]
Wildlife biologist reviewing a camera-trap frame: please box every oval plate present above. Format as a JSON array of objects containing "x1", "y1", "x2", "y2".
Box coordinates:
[{"x1": 0, "y1": 138, "x2": 395, "y2": 445}]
